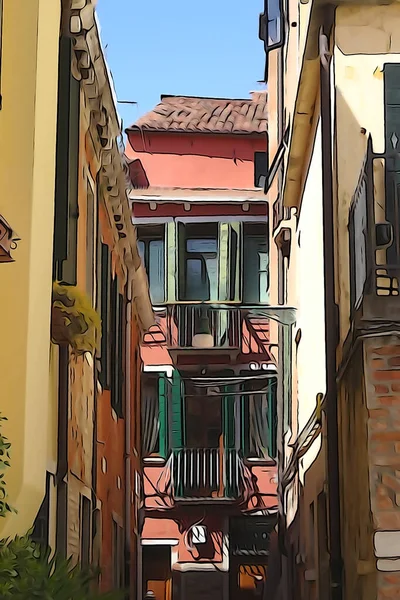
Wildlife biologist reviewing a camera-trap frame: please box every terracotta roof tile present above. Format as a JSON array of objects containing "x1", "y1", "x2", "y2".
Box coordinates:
[{"x1": 128, "y1": 92, "x2": 268, "y2": 135}]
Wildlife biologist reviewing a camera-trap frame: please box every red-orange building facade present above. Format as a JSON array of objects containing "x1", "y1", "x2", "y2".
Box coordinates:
[{"x1": 127, "y1": 93, "x2": 278, "y2": 600}]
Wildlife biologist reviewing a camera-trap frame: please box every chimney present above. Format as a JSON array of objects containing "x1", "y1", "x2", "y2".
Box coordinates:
[{"x1": 250, "y1": 90, "x2": 267, "y2": 102}]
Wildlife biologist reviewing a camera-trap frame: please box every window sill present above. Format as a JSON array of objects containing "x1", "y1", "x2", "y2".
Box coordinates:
[
  {"x1": 244, "y1": 457, "x2": 277, "y2": 468},
  {"x1": 143, "y1": 457, "x2": 167, "y2": 466}
]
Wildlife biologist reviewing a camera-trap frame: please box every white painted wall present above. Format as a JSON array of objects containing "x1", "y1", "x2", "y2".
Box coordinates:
[{"x1": 295, "y1": 121, "x2": 326, "y2": 474}]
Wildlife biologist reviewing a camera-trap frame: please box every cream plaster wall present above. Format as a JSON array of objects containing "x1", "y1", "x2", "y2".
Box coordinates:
[{"x1": 334, "y1": 4, "x2": 400, "y2": 351}]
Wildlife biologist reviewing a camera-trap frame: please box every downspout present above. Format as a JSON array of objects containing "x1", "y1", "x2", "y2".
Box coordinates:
[
  {"x1": 125, "y1": 271, "x2": 134, "y2": 599},
  {"x1": 319, "y1": 28, "x2": 343, "y2": 600}
]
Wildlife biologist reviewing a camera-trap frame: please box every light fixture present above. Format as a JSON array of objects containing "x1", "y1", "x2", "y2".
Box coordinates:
[
  {"x1": 192, "y1": 315, "x2": 214, "y2": 349},
  {"x1": 192, "y1": 525, "x2": 207, "y2": 545}
]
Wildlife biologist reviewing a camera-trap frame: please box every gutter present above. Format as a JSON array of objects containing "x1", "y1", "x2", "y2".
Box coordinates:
[
  {"x1": 319, "y1": 27, "x2": 343, "y2": 600},
  {"x1": 125, "y1": 280, "x2": 133, "y2": 598},
  {"x1": 281, "y1": 394, "x2": 325, "y2": 489}
]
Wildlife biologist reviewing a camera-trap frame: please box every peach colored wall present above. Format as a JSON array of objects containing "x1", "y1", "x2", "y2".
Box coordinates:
[
  {"x1": 126, "y1": 131, "x2": 266, "y2": 189},
  {"x1": 142, "y1": 515, "x2": 224, "y2": 564}
]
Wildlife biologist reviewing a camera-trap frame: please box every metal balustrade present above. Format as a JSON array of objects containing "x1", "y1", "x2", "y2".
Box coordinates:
[
  {"x1": 171, "y1": 448, "x2": 243, "y2": 500},
  {"x1": 349, "y1": 136, "x2": 400, "y2": 322},
  {"x1": 166, "y1": 304, "x2": 241, "y2": 349}
]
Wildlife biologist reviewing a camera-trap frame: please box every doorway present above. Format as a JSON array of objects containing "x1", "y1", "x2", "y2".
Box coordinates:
[{"x1": 142, "y1": 545, "x2": 172, "y2": 600}]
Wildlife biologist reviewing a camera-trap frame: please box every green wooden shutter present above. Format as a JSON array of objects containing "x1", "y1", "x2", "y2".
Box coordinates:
[
  {"x1": 223, "y1": 386, "x2": 235, "y2": 449},
  {"x1": 158, "y1": 374, "x2": 168, "y2": 458},
  {"x1": 170, "y1": 370, "x2": 183, "y2": 450},
  {"x1": 384, "y1": 64, "x2": 400, "y2": 269},
  {"x1": 229, "y1": 222, "x2": 241, "y2": 302},
  {"x1": 61, "y1": 70, "x2": 80, "y2": 285},
  {"x1": 166, "y1": 221, "x2": 177, "y2": 303},
  {"x1": 177, "y1": 222, "x2": 187, "y2": 301},
  {"x1": 53, "y1": 35, "x2": 71, "y2": 277},
  {"x1": 267, "y1": 377, "x2": 278, "y2": 459},
  {"x1": 240, "y1": 386, "x2": 250, "y2": 458},
  {"x1": 99, "y1": 244, "x2": 110, "y2": 389},
  {"x1": 384, "y1": 63, "x2": 400, "y2": 156},
  {"x1": 218, "y1": 223, "x2": 229, "y2": 301},
  {"x1": 223, "y1": 385, "x2": 236, "y2": 497}
]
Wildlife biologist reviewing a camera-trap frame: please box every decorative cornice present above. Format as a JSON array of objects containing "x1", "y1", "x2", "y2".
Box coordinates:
[{"x1": 68, "y1": 0, "x2": 153, "y2": 328}]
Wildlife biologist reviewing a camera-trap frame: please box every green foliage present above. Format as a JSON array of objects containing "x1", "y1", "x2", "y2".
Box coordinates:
[
  {"x1": 0, "y1": 414, "x2": 15, "y2": 518},
  {"x1": 0, "y1": 416, "x2": 123, "y2": 599},
  {"x1": 0, "y1": 535, "x2": 124, "y2": 600},
  {"x1": 52, "y1": 282, "x2": 101, "y2": 354}
]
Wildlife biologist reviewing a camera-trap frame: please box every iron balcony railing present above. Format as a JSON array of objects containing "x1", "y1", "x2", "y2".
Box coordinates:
[
  {"x1": 349, "y1": 136, "x2": 400, "y2": 318},
  {"x1": 170, "y1": 448, "x2": 244, "y2": 501},
  {"x1": 142, "y1": 303, "x2": 274, "y2": 357},
  {"x1": 166, "y1": 304, "x2": 241, "y2": 349}
]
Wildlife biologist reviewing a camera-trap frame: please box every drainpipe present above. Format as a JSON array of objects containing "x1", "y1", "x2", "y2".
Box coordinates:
[
  {"x1": 319, "y1": 28, "x2": 343, "y2": 600},
  {"x1": 125, "y1": 273, "x2": 134, "y2": 599}
]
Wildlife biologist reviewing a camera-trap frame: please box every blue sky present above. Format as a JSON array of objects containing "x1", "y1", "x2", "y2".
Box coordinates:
[{"x1": 96, "y1": 0, "x2": 266, "y2": 133}]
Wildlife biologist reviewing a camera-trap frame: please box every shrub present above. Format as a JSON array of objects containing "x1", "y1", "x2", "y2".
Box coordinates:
[{"x1": 51, "y1": 282, "x2": 101, "y2": 354}]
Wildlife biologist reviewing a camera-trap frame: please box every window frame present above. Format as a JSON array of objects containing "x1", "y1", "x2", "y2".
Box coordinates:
[
  {"x1": 79, "y1": 494, "x2": 91, "y2": 568},
  {"x1": 241, "y1": 377, "x2": 277, "y2": 462},
  {"x1": 254, "y1": 152, "x2": 268, "y2": 188},
  {"x1": 137, "y1": 225, "x2": 166, "y2": 305},
  {"x1": 110, "y1": 277, "x2": 125, "y2": 418},
  {"x1": 179, "y1": 222, "x2": 219, "y2": 302}
]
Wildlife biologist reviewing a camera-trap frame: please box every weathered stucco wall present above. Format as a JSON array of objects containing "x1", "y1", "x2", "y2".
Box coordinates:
[
  {"x1": 126, "y1": 131, "x2": 266, "y2": 189},
  {"x1": 334, "y1": 5, "x2": 400, "y2": 351},
  {"x1": 0, "y1": 0, "x2": 61, "y2": 538}
]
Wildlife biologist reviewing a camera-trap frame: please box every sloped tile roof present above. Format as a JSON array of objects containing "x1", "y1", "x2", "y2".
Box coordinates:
[{"x1": 127, "y1": 92, "x2": 268, "y2": 135}]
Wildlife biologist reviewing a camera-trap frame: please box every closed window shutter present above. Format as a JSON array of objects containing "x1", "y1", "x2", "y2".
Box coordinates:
[
  {"x1": 223, "y1": 385, "x2": 235, "y2": 450},
  {"x1": 61, "y1": 70, "x2": 80, "y2": 285},
  {"x1": 267, "y1": 378, "x2": 278, "y2": 459},
  {"x1": 384, "y1": 64, "x2": 400, "y2": 268},
  {"x1": 53, "y1": 36, "x2": 71, "y2": 275},
  {"x1": 117, "y1": 293, "x2": 124, "y2": 418},
  {"x1": 223, "y1": 385, "x2": 236, "y2": 496},
  {"x1": 170, "y1": 370, "x2": 183, "y2": 450},
  {"x1": 241, "y1": 387, "x2": 250, "y2": 457},
  {"x1": 99, "y1": 244, "x2": 110, "y2": 389},
  {"x1": 110, "y1": 278, "x2": 123, "y2": 417},
  {"x1": 158, "y1": 375, "x2": 168, "y2": 458}
]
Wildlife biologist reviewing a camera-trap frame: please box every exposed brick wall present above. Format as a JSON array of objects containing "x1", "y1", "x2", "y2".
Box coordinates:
[{"x1": 365, "y1": 337, "x2": 400, "y2": 599}]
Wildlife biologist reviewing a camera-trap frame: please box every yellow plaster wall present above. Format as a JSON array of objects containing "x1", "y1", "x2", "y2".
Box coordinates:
[
  {"x1": 334, "y1": 5, "x2": 400, "y2": 352},
  {"x1": 0, "y1": 0, "x2": 60, "y2": 536}
]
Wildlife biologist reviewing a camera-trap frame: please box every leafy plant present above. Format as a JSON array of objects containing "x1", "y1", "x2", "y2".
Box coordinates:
[
  {"x1": 0, "y1": 414, "x2": 15, "y2": 518},
  {"x1": 0, "y1": 418, "x2": 123, "y2": 599},
  {"x1": 0, "y1": 535, "x2": 124, "y2": 599},
  {"x1": 52, "y1": 282, "x2": 101, "y2": 354}
]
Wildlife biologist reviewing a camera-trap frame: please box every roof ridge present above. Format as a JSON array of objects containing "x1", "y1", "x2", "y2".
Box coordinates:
[
  {"x1": 160, "y1": 94, "x2": 254, "y2": 102},
  {"x1": 127, "y1": 93, "x2": 268, "y2": 135}
]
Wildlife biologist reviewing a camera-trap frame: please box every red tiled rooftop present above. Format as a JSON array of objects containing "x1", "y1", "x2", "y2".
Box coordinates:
[{"x1": 127, "y1": 92, "x2": 268, "y2": 135}]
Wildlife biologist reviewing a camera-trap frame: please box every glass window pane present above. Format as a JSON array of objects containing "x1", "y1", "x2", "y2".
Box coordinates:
[
  {"x1": 187, "y1": 238, "x2": 218, "y2": 253},
  {"x1": 267, "y1": 0, "x2": 282, "y2": 46},
  {"x1": 149, "y1": 240, "x2": 165, "y2": 304},
  {"x1": 186, "y1": 259, "x2": 209, "y2": 300},
  {"x1": 138, "y1": 241, "x2": 145, "y2": 262}
]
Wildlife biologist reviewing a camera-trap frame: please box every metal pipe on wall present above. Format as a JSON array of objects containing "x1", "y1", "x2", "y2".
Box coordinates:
[
  {"x1": 125, "y1": 276, "x2": 133, "y2": 598},
  {"x1": 319, "y1": 26, "x2": 343, "y2": 600}
]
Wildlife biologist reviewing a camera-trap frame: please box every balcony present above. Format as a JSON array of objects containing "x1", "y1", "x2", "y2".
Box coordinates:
[
  {"x1": 170, "y1": 448, "x2": 245, "y2": 502},
  {"x1": 167, "y1": 304, "x2": 241, "y2": 355},
  {"x1": 349, "y1": 137, "x2": 400, "y2": 330},
  {"x1": 142, "y1": 303, "x2": 273, "y2": 365}
]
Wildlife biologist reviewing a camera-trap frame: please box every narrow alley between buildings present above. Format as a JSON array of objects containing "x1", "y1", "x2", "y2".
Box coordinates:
[{"x1": 1, "y1": 1, "x2": 400, "y2": 600}]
